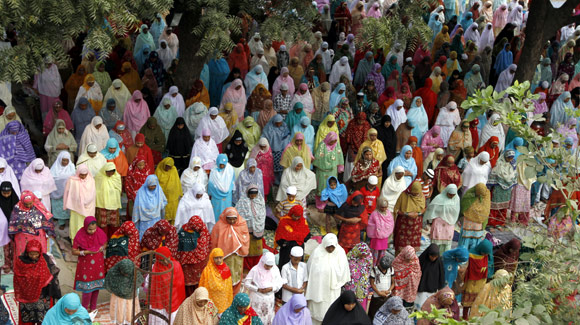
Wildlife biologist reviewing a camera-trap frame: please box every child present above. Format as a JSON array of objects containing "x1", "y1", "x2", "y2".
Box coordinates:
[
  {"x1": 270, "y1": 186, "x2": 302, "y2": 230},
  {"x1": 421, "y1": 169, "x2": 434, "y2": 201},
  {"x1": 360, "y1": 175, "x2": 380, "y2": 215},
  {"x1": 333, "y1": 191, "x2": 368, "y2": 253},
  {"x1": 456, "y1": 146, "x2": 474, "y2": 171},
  {"x1": 366, "y1": 197, "x2": 394, "y2": 264},
  {"x1": 368, "y1": 255, "x2": 395, "y2": 321},
  {"x1": 280, "y1": 246, "x2": 309, "y2": 303},
  {"x1": 320, "y1": 176, "x2": 348, "y2": 233}
]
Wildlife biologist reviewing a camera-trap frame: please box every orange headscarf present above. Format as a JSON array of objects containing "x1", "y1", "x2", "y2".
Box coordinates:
[
  {"x1": 198, "y1": 248, "x2": 234, "y2": 313},
  {"x1": 210, "y1": 207, "x2": 250, "y2": 257},
  {"x1": 407, "y1": 136, "x2": 424, "y2": 174}
]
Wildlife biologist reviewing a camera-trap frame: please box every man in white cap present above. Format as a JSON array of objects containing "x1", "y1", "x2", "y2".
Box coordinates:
[
  {"x1": 273, "y1": 185, "x2": 303, "y2": 226},
  {"x1": 280, "y1": 246, "x2": 309, "y2": 303},
  {"x1": 360, "y1": 175, "x2": 380, "y2": 215},
  {"x1": 273, "y1": 82, "x2": 292, "y2": 119},
  {"x1": 76, "y1": 143, "x2": 106, "y2": 176}
]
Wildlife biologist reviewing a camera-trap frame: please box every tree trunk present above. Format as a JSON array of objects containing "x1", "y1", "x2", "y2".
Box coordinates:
[
  {"x1": 172, "y1": 8, "x2": 204, "y2": 96},
  {"x1": 515, "y1": 0, "x2": 580, "y2": 82}
]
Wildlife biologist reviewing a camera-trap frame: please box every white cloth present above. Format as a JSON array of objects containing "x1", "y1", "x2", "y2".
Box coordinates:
[
  {"x1": 157, "y1": 40, "x2": 175, "y2": 70},
  {"x1": 280, "y1": 261, "x2": 308, "y2": 302},
  {"x1": 103, "y1": 80, "x2": 132, "y2": 115},
  {"x1": 314, "y1": 48, "x2": 333, "y2": 74},
  {"x1": 380, "y1": 166, "x2": 408, "y2": 212},
  {"x1": 478, "y1": 23, "x2": 495, "y2": 53},
  {"x1": 75, "y1": 83, "x2": 103, "y2": 108},
  {"x1": 20, "y1": 159, "x2": 57, "y2": 212},
  {"x1": 49, "y1": 151, "x2": 76, "y2": 199},
  {"x1": 435, "y1": 103, "x2": 461, "y2": 145},
  {"x1": 174, "y1": 183, "x2": 215, "y2": 231},
  {"x1": 276, "y1": 157, "x2": 317, "y2": 202},
  {"x1": 194, "y1": 114, "x2": 229, "y2": 143},
  {"x1": 190, "y1": 138, "x2": 219, "y2": 170},
  {"x1": 464, "y1": 22, "x2": 481, "y2": 45},
  {"x1": 386, "y1": 99, "x2": 407, "y2": 131},
  {"x1": 79, "y1": 117, "x2": 109, "y2": 153},
  {"x1": 209, "y1": 163, "x2": 236, "y2": 192},
  {"x1": 180, "y1": 156, "x2": 208, "y2": 193},
  {"x1": 162, "y1": 86, "x2": 186, "y2": 117},
  {"x1": 329, "y1": 58, "x2": 352, "y2": 87},
  {"x1": 34, "y1": 64, "x2": 63, "y2": 97},
  {"x1": 479, "y1": 113, "x2": 505, "y2": 151},
  {"x1": 0, "y1": 157, "x2": 21, "y2": 197},
  {"x1": 461, "y1": 152, "x2": 491, "y2": 193},
  {"x1": 507, "y1": 5, "x2": 523, "y2": 27},
  {"x1": 243, "y1": 253, "x2": 285, "y2": 324},
  {"x1": 305, "y1": 233, "x2": 350, "y2": 322},
  {"x1": 495, "y1": 64, "x2": 516, "y2": 93},
  {"x1": 290, "y1": 90, "x2": 315, "y2": 115}
]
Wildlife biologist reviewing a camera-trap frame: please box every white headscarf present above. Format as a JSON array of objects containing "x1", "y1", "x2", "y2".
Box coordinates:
[
  {"x1": 276, "y1": 157, "x2": 317, "y2": 201},
  {"x1": 386, "y1": 99, "x2": 407, "y2": 131},
  {"x1": 180, "y1": 156, "x2": 209, "y2": 193},
  {"x1": 461, "y1": 151, "x2": 491, "y2": 192},
  {"x1": 506, "y1": 5, "x2": 523, "y2": 27},
  {"x1": 103, "y1": 79, "x2": 131, "y2": 115},
  {"x1": 190, "y1": 131, "x2": 220, "y2": 170},
  {"x1": 495, "y1": 64, "x2": 517, "y2": 93},
  {"x1": 479, "y1": 113, "x2": 505, "y2": 151},
  {"x1": 35, "y1": 62, "x2": 63, "y2": 97},
  {"x1": 329, "y1": 56, "x2": 352, "y2": 87},
  {"x1": 464, "y1": 22, "x2": 481, "y2": 44},
  {"x1": 435, "y1": 101, "x2": 461, "y2": 145},
  {"x1": 162, "y1": 86, "x2": 186, "y2": 117},
  {"x1": 78, "y1": 116, "x2": 109, "y2": 153},
  {"x1": 49, "y1": 151, "x2": 76, "y2": 199},
  {"x1": 380, "y1": 166, "x2": 408, "y2": 212},
  {"x1": 424, "y1": 184, "x2": 460, "y2": 224},
  {"x1": 174, "y1": 183, "x2": 215, "y2": 231},
  {"x1": 0, "y1": 157, "x2": 21, "y2": 197},
  {"x1": 195, "y1": 107, "x2": 229, "y2": 143},
  {"x1": 478, "y1": 23, "x2": 495, "y2": 53}
]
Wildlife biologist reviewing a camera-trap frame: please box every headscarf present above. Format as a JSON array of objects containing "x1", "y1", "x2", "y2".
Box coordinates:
[
  {"x1": 123, "y1": 91, "x2": 151, "y2": 134},
  {"x1": 344, "y1": 243, "x2": 374, "y2": 303},
  {"x1": 321, "y1": 290, "x2": 371, "y2": 325},
  {"x1": 153, "y1": 97, "x2": 178, "y2": 139},
  {"x1": 281, "y1": 132, "x2": 313, "y2": 169},
  {"x1": 220, "y1": 79, "x2": 248, "y2": 119},
  {"x1": 329, "y1": 57, "x2": 352, "y2": 87},
  {"x1": 0, "y1": 181, "x2": 19, "y2": 222},
  {"x1": 180, "y1": 157, "x2": 209, "y2": 193},
  {"x1": 424, "y1": 184, "x2": 460, "y2": 226},
  {"x1": 479, "y1": 113, "x2": 505, "y2": 151},
  {"x1": 184, "y1": 102, "x2": 208, "y2": 138},
  {"x1": 272, "y1": 294, "x2": 311, "y2": 325},
  {"x1": 262, "y1": 114, "x2": 292, "y2": 152},
  {"x1": 388, "y1": 145, "x2": 418, "y2": 186},
  {"x1": 244, "y1": 65, "x2": 269, "y2": 98},
  {"x1": 417, "y1": 244, "x2": 445, "y2": 293},
  {"x1": 173, "y1": 287, "x2": 218, "y2": 325},
  {"x1": 175, "y1": 183, "x2": 215, "y2": 231},
  {"x1": 469, "y1": 239, "x2": 494, "y2": 278},
  {"x1": 392, "y1": 246, "x2": 422, "y2": 302},
  {"x1": 478, "y1": 136, "x2": 501, "y2": 167},
  {"x1": 198, "y1": 248, "x2": 233, "y2": 313},
  {"x1": 119, "y1": 62, "x2": 143, "y2": 94},
  {"x1": 0, "y1": 159, "x2": 21, "y2": 198},
  {"x1": 320, "y1": 176, "x2": 348, "y2": 208},
  {"x1": 132, "y1": 174, "x2": 167, "y2": 225},
  {"x1": 550, "y1": 91, "x2": 573, "y2": 127},
  {"x1": 277, "y1": 157, "x2": 317, "y2": 201},
  {"x1": 461, "y1": 183, "x2": 491, "y2": 224},
  {"x1": 99, "y1": 98, "x2": 122, "y2": 131},
  {"x1": 13, "y1": 239, "x2": 53, "y2": 303},
  {"x1": 43, "y1": 101, "x2": 73, "y2": 134},
  {"x1": 49, "y1": 151, "x2": 76, "y2": 200},
  {"x1": 94, "y1": 162, "x2": 122, "y2": 209},
  {"x1": 42, "y1": 293, "x2": 91, "y2": 325},
  {"x1": 412, "y1": 81, "x2": 438, "y2": 126},
  {"x1": 175, "y1": 214, "x2": 211, "y2": 269},
  {"x1": 195, "y1": 107, "x2": 229, "y2": 143},
  {"x1": 141, "y1": 219, "x2": 178, "y2": 255},
  {"x1": 150, "y1": 246, "x2": 186, "y2": 312},
  {"x1": 74, "y1": 216, "x2": 107, "y2": 253},
  {"x1": 442, "y1": 247, "x2": 470, "y2": 288},
  {"x1": 495, "y1": 64, "x2": 517, "y2": 92},
  {"x1": 103, "y1": 79, "x2": 131, "y2": 115},
  {"x1": 386, "y1": 99, "x2": 407, "y2": 131},
  {"x1": 210, "y1": 207, "x2": 250, "y2": 258},
  {"x1": 220, "y1": 293, "x2": 261, "y2": 324},
  {"x1": 373, "y1": 296, "x2": 412, "y2": 325},
  {"x1": 166, "y1": 117, "x2": 194, "y2": 158},
  {"x1": 140, "y1": 117, "x2": 166, "y2": 153}
]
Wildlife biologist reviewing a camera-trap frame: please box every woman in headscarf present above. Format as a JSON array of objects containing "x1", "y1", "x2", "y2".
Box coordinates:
[
  {"x1": 195, "y1": 107, "x2": 229, "y2": 149},
  {"x1": 69, "y1": 96, "x2": 97, "y2": 141},
  {"x1": 228, "y1": 43, "x2": 249, "y2": 78},
  {"x1": 123, "y1": 90, "x2": 150, "y2": 139},
  {"x1": 432, "y1": 26, "x2": 451, "y2": 61},
  {"x1": 141, "y1": 219, "x2": 178, "y2": 256},
  {"x1": 305, "y1": 233, "x2": 350, "y2": 323},
  {"x1": 42, "y1": 293, "x2": 91, "y2": 325},
  {"x1": 550, "y1": 91, "x2": 574, "y2": 128},
  {"x1": 493, "y1": 4, "x2": 508, "y2": 35},
  {"x1": 119, "y1": 62, "x2": 143, "y2": 96},
  {"x1": 180, "y1": 156, "x2": 208, "y2": 195},
  {"x1": 104, "y1": 259, "x2": 143, "y2": 325},
  {"x1": 43, "y1": 100, "x2": 73, "y2": 136},
  {"x1": 342, "y1": 243, "x2": 373, "y2": 309},
  {"x1": 92, "y1": 61, "x2": 111, "y2": 95},
  {"x1": 48, "y1": 152, "x2": 75, "y2": 229},
  {"x1": 184, "y1": 102, "x2": 208, "y2": 138},
  {"x1": 154, "y1": 157, "x2": 182, "y2": 224},
  {"x1": 407, "y1": 137, "x2": 424, "y2": 177},
  {"x1": 313, "y1": 131, "x2": 344, "y2": 194},
  {"x1": 332, "y1": 191, "x2": 367, "y2": 252},
  {"x1": 174, "y1": 287, "x2": 219, "y2": 325},
  {"x1": 206, "y1": 154, "x2": 235, "y2": 219},
  {"x1": 244, "y1": 65, "x2": 269, "y2": 98},
  {"x1": 199, "y1": 248, "x2": 234, "y2": 314},
  {"x1": 262, "y1": 114, "x2": 292, "y2": 183},
  {"x1": 98, "y1": 99, "x2": 122, "y2": 133},
  {"x1": 415, "y1": 244, "x2": 446, "y2": 310},
  {"x1": 75, "y1": 74, "x2": 103, "y2": 114},
  {"x1": 509, "y1": 157, "x2": 535, "y2": 226},
  {"x1": 104, "y1": 220, "x2": 140, "y2": 274},
  {"x1": 435, "y1": 101, "x2": 461, "y2": 146},
  {"x1": 123, "y1": 154, "x2": 151, "y2": 217},
  {"x1": 470, "y1": 269, "x2": 512, "y2": 317},
  {"x1": 459, "y1": 183, "x2": 491, "y2": 251},
  {"x1": 321, "y1": 290, "x2": 371, "y2": 325},
  {"x1": 173, "y1": 214, "x2": 211, "y2": 296},
  {"x1": 71, "y1": 216, "x2": 107, "y2": 311},
  {"x1": 477, "y1": 136, "x2": 501, "y2": 168},
  {"x1": 44, "y1": 119, "x2": 77, "y2": 166},
  {"x1": 432, "y1": 155, "x2": 462, "y2": 196},
  {"x1": 224, "y1": 130, "x2": 248, "y2": 175},
  {"x1": 273, "y1": 294, "x2": 311, "y2": 325},
  {"x1": 281, "y1": 132, "x2": 313, "y2": 171},
  {"x1": 373, "y1": 296, "x2": 412, "y2": 324},
  {"x1": 388, "y1": 145, "x2": 417, "y2": 187},
  {"x1": 140, "y1": 117, "x2": 166, "y2": 163},
  {"x1": 243, "y1": 252, "x2": 284, "y2": 324},
  {"x1": 392, "y1": 181, "x2": 426, "y2": 253},
  {"x1": 166, "y1": 117, "x2": 193, "y2": 173},
  {"x1": 425, "y1": 182, "x2": 460, "y2": 253},
  {"x1": 234, "y1": 158, "x2": 264, "y2": 200},
  {"x1": 147, "y1": 246, "x2": 186, "y2": 324},
  {"x1": 417, "y1": 286, "x2": 460, "y2": 324},
  {"x1": 220, "y1": 293, "x2": 262, "y2": 324},
  {"x1": 447, "y1": 120, "x2": 472, "y2": 159},
  {"x1": 185, "y1": 80, "x2": 211, "y2": 108},
  {"x1": 249, "y1": 138, "x2": 274, "y2": 197},
  {"x1": 405, "y1": 98, "x2": 429, "y2": 146},
  {"x1": 78, "y1": 115, "x2": 109, "y2": 154},
  {"x1": 449, "y1": 79, "x2": 468, "y2": 105},
  {"x1": 246, "y1": 85, "x2": 271, "y2": 121},
  {"x1": 234, "y1": 186, "x2": 265, "y2": 270},
  {"x1": 101, "y1": 138, "x2": 129, "y2": 176},
  {"x1": 0, "y1": 181, "x2": 16, "y2": 271},
  {"x1": 382, "y1": 55, "x2": 401, "y2": 83},
  {"x1": 376, "y1": 114, "x2": 397, "y2": 172},
  {"x1": 220, "y1": 79, "x2": 247, "y2": 121},
  {"x1": 63, "y1": 163, "x2": 96, "y2": 240},
  {"x1": 13, "y1": 238, "x2": 61, "y2": 324},
  {"x1": 291, "y1": 116, "x2": 315, "y2": 151},
  {"x1": 495, "y1": 63, "x2": 517, "y2": 92},
  {"x1": 462, "y1": 152, "x2": 491, "y2": 194},
  {"x1": 103, "y1": 79, "x2": 132, "y2": 116},
  {"x1": 462, "y1": 239, "x2": 494, "y2": 318},
  {"x1": 190, "y1": 128, "x2": 219, "y2": 172},
  {"x1": 64, "y1": 65, "x2": 87, "y2": 110},
  {"x1": 441, "y1": 246, "x2": 470, "y2": 287},
  {"x1": 391, "y1": 245, "x2": 422, "y2": 307},
  {"x1": 153, "y1": 97, "x2": 178, "y2": 140},
  {"x1": 19, "y1": 159, "x2": 56, "y2": 213},
  {"x1": 94, "y1": 162, "x2": 122, "y2": 237},
  {"x1": 420, "y1": 126, "x2": 445, "y2": 162},
  {"x1": 365, "y1": 63, "x2": 385, "y2": 96},
  {"x1": 272, "y1": 67, "x2": 296, "y2": 97},
  {"x1": 276, "y1": 156, "x2": 317, "y2": 202},
  {"x1": 350, "y1": 146, "x2": 382, "y2": 190},
  {"x1": 0, "y1": 106, "x2": 22, "y2": 133},
  {"x1": 311, "y1": 82, "x2": 332, "y2": 127},
  {"x1": 132, "y1": 174, "x2": 167, "y2": 239}
]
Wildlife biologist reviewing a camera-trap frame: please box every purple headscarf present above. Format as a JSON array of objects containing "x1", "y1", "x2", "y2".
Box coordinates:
[
  {"x1": 272, "y1": 294, "x2": 311, "y2": 325},
  {"x1": 366, "y1": 63, "x2": 386, "y2": 95},
  {"x1": 533, "y1": 92, "x2": 548, "y2": 115},
  {"x1": 0, "y1": 121, "x2": 36, "y2": 179}
]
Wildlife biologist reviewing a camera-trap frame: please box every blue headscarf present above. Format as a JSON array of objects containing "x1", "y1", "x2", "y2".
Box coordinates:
[
  {"x1": 101, "y1": 137, "x2": 121, "y2": 160},
  {"x1": 285, "y1": 102, "x2": 307, "y2": 131},
  {"x1": 493, "y1": 44, "x2": 513, "y2": 74},
  {"x1": 505, "y1": 137, "x2": 524, "y2": 159},
  {"x1": 292, "y1": 116, "x2": 315, "y2": 151},
  {"x1": 470, "y1": 239, "x2": 494, "y2": 278},
  {"x1": 262, "y1": 114, "x2": 291, "y2": 152},
  {"x1": 220, "y1": 293, "x2": 261, "y2": 324},
  {"x1": 459, "y1": 12, "x2": 473, "y2": 30},
  {"x1": 208, "y1": 58, "x2": 231, "y2": 107},
  {"x1": 387, "y1": 145, "x2": 418, "y2": 186},
  {"x1": 428, "y1": 12, "x2": 443, "y2": 41},
  {"x1": 407, "y1": 96, "x2": 429, "y2": 144},
  {"x1": 320, "y1": 176, "x2": 349, "y2": 207},
  {"x1": 550, "y1": 91, "x2": 573, "y2": 128},
  {"x1": 442, "y1": 247, "x2": 469, "y2": 287},
  {"x1": 149, "y1": 14, "x2": 166, "y2": 45},
  {"x1": 132, "y1": 175, "x2": 167, "y2": 223},
  {"x1": 42, "y1": 293, "x2": 91, "y2": 325},
  {"x1": 134, "y1": 44, "x2": 152, "y2": 73},
  {"x1": 329, "y1": 83, "x2": 347, "y2": 109},
  {"x1": 71, "y1": 97, "x2": 96, "y2": 142}
]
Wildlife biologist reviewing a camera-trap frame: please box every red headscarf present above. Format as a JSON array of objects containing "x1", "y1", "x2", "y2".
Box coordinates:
[
  {"x1": 478, "y1": 136, "x2": 500, "y2": 167},
  {"x1": 105, "y1": 221, "x2": 141, "y2": 272},
  {"x1": 344, "y1": 112, "x2": 371, "y2": 154},
  {"x1": 150, "y1": 246, "x2": 186, "y2": 312},
  {"x1": 175, "y1": 215, "x2": 211, "y2": 266},
  {"x1": 227, "y1": 43, "x2": 249, "y2": 76},
  {"x1": 141, "y1": 219, "x2": 179, "y2": 257},
  {"x1": 392, "y1": 245, "x2": 422, "y2": 302},
  {"x1": 18, "y1": 190, "x2": 53, "y2": 220},
  {"x1": 413, "y1": 79, "x2": 438, "y2": 123},
  {"x1": 124, "y1": 154, "x2": 152, "y2": 200},
  {"x1": 275, "y1": 205, "x2": 311, "y2": 246},
  {"x1": 433, "y1": 155, "x2": 462, "y2": 191},
  {"x1": 13, "y1": 240, "x2": 53, "y2": 303},
  {"x1": 73, "y1": 216, "x2": 108, "y2": 251},
  {"x1": 469, "y1": 119, "x2": 479, "y2": 150}
]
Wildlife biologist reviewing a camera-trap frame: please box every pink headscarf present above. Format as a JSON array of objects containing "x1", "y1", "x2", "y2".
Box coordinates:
[
  {"x1": 533, "y1": 92, "x2": 548, "y2": 115},
  {"x1": 43, "y1": 100, "x2": 73, "y2": 134},
  {"x1": 493, "y1": 5, "x2": 508, "y2": 30},
  {"x1": 568, "y1": 72, "x2": 580, "y2": 90},
  {"x1": 252, "y1": 252, "x2": 277, "y2": 288},
  {"x1": 367, "y1": 3, "x2": 382, "y2": 18},
  {"x1": 420, "y1": 125, "x2": 445, "y2": 158},
  {"x1": 123, "y1": 90, "x2": 151, "y2": 133},
  {"x1": 220, "y1": 79, "x2": 247, "y2": 121},
  {"x1": 272, "y1": 67, "x2": 296, "y2": 97},
  {"x1": 63, "y1": 164, "x2": 96, "y2": 217},
  {"x1": 324, "y1": 131, "x2": 338, "y2": 151},
  {"x1": 366, "y1": 200, "x2": 394, "y2": 240},
  {"x1": 73, "y1": 216, "x2": 107, "y2": 251}
]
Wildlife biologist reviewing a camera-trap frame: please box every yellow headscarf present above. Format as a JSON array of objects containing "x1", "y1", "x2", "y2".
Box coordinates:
[
  {"x1": 236, "y1": 116, "x2": 262, "y2": 150},
  {"x1": 280, "y1": 132, "x2": 313, "y2": 169},
  {"x1": 314, "y1": 114, "x2": 339, "y2": 151},
  {"x1": 198, "y1": 248, "x2": 233, "y2": 313},
  {"x1": 355, "y1": 128, "x2": 387, "y2": 164},
  {"x1": 393, "y1": 181, "x2": 426, "y2": 216},
  {"x1": 219, "y1": 102, "x2": 239, "y2": 143},
  {"x1": 95, "y1": 162, "x2": 122, "y2": 209},
  {"x1": 155, "y1": 157, "x2": 183, "y2": 222}
]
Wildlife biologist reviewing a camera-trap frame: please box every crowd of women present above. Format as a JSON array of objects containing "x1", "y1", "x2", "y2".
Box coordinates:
[{"x1": 0, "y1": 0, "x2": 577, "y2": 323}]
